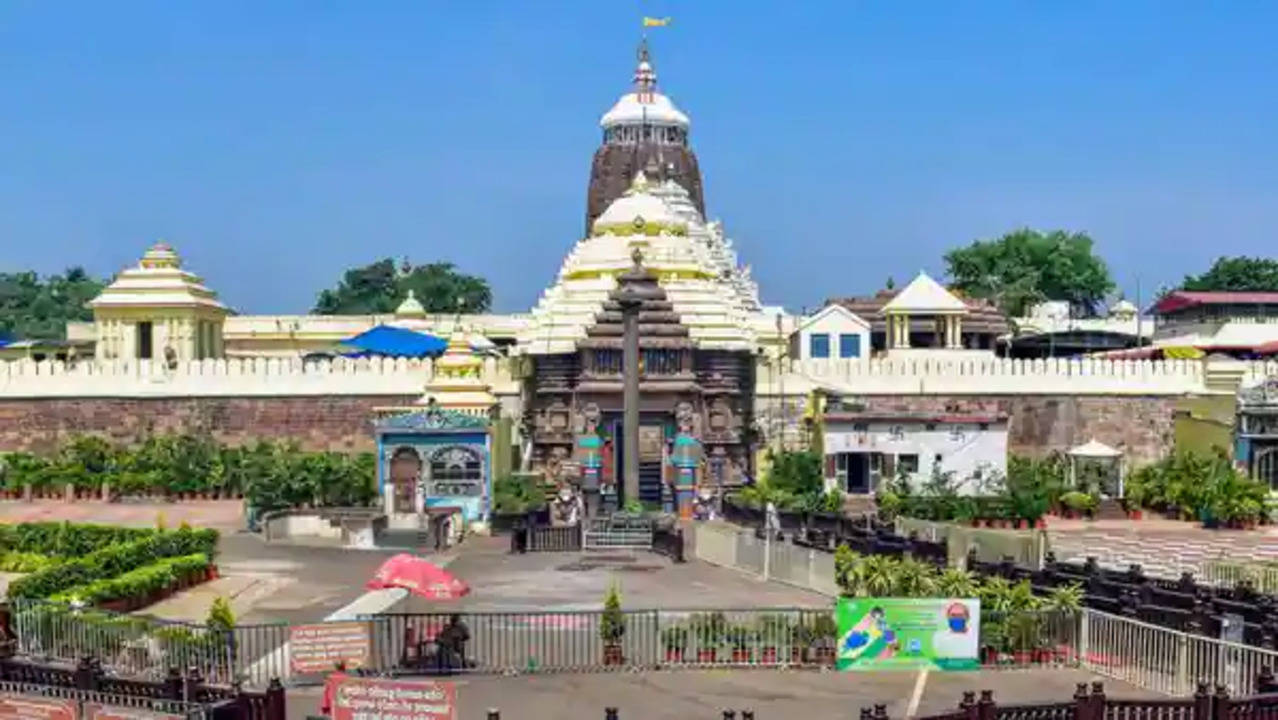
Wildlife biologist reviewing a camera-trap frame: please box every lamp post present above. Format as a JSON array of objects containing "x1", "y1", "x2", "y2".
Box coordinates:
[{"x1": 611, "y1": 248, "x2": 662, "y2": 507}]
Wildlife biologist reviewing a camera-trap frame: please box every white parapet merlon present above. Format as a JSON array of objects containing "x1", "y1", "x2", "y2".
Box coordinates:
[
  {"x1": 758, "y1": 357, "x2": 1278, "y2": 397},
  {"x1": 1, "y1": 356, "x2": 1275, "y2": 400},
  {"x1": 0, "y1": 356, "x2": 520, "y2": 398}
]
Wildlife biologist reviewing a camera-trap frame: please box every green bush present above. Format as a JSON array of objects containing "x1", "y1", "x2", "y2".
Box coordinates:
[
  {"x1": 0, "y1": 433, "x2": 376, "y2": 512},
  {"x1": 0, "y1": 522, "x2": 153, "y2": 557},
  {"x1": 51, "y1": 553, "x2": 211, "y2": 605},
  {"x1": 0, "y1": 551, "x2": 57, "y2": 573},
  {"x1": 492, "y1": 474, "x2": 546, "y2": 515},
  {"x1": 1127, "y1": 448, "x2": 1268, "y2": 525},
  {"x1": 8, "y1": 526, "x2": 219, "y2": 600}
]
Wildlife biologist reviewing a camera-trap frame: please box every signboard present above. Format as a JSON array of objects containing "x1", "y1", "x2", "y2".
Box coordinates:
[
  {"x1": 290, "y1": 622, "x2": 372, "y2": 674},
  {"x1": 329, "y1": 677, "x2": 455, "y2": 720},
  {"x1": 835, "y1": 598, "x2": 980, "y2": 671},
  {"x1": 0, "y1": 695, "x2": 78, "y2": 720},
  {"x1": 638, "y1": 427, "x2": 664, "y2": 462},
  {"x1": 83, "y1": 704, "x2": 183, "y2": 720}
]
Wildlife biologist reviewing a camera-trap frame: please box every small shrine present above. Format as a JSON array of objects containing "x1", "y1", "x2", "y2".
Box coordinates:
[
  {"x1": 1237, "y1": 376, "x2": 1278, "y2": 490},
  {"x1": 371, "y1": 326, "x2": 500, "y2": 534}
]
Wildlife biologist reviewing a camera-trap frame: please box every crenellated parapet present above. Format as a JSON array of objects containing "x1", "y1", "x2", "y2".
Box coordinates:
[
  {"x1": 759, "y1": 357, "x2": 1278, "y2": 397},
  {"x1": 0, "y1": 356, "x2": 520, "y2": 398}
]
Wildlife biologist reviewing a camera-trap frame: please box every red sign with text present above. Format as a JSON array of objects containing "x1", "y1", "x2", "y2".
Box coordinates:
[
  {"x1": 328, "y1": 677, "x2": 455, "y2": 720},
  {"x1": 0, "y1": 695, "x2": 78, "y2": 720}
]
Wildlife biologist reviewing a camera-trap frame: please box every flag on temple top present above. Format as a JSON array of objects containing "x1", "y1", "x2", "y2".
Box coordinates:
[{"x1": 643, "y1": 16, "x2": 671, "y2": 27}]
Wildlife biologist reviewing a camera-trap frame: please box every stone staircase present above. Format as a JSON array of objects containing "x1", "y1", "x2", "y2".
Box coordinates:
[{"x1": 1095, "y1": 499, "x2": 1127, "y2": 521}]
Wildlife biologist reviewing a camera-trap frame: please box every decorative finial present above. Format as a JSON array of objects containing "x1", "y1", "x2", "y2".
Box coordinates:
[{"x1": 633, "y1": 37, "x2": 657, "y2": 102}]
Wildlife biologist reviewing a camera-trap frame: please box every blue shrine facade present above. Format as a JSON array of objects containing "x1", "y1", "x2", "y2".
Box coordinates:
[{"x1": 372, "y1": 408, "x2": 492, "y2": 529}]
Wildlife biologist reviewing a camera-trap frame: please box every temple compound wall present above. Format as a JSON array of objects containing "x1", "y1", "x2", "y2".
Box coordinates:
[{"x1": 0, "y1": 356, "x2": 1272, "y2": 461}]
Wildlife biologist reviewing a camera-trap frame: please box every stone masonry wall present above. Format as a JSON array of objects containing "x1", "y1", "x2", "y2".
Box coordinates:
[
  {"x1": 0, "y1": 392, "x2": 1178, "y2": 463},
  {"x1": 0, "y1": 395, "x2": 418, "y2": 454},
  {"x1": 858, "y1": 395, "x2": 1177, "y2": 465}
]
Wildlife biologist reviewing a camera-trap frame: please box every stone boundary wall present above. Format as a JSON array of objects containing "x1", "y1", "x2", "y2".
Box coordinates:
[{"x1": 0, "y1": 395, "x2": 417, "y2": 453}]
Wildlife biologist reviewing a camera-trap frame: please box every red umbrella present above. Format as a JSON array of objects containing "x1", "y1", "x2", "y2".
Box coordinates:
[{"x1": 366, "y1": 553, "x2": 470, "y2": 600}]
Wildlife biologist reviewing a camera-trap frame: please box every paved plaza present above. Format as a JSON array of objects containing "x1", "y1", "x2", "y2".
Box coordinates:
[
  {"x1": 1045, "y1": 517, "x2": 1278, "y2": 577},
  {"x1": 285, "y1": 668, "x2": 1156, "y2": 720},
  {"x1": 0, "y1": 498, "x2": 244, "y2": 530},
  {"x1": 392, "y1": 535, "x2": 829, "y2": 615}
]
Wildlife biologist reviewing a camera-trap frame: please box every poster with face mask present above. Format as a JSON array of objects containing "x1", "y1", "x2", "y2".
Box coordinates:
[{"x1": 835, "y1": 597, "x2": 980, "y2": 671}]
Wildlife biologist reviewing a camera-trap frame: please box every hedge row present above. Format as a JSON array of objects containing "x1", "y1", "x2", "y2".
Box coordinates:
[
  {"x1": 0, "y1": 522, "x2": 155, "y2": 557},
  {"x1": 7, "y1": 526, "x2": 219, "y2": 600},
  {"x1": 50, "y1": 553, "x2": 212, "y2": 605}
]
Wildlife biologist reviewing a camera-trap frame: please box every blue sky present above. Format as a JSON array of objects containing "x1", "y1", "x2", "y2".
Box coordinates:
[{"x1": 2, "y1": 1, "x2": 1276, "y2": 314}]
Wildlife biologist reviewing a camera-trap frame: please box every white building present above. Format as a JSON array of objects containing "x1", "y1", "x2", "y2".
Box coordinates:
[
  {"x1": 822, "y1": 403, "x2": 1008, "y2": 495},
  {"x1": 792, "y1": 304, "x2": 871, "y2": 361}
]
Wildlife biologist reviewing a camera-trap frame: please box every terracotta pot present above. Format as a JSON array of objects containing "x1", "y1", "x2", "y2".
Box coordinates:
[
  {"x1": 664, "y1": 648, "x2": 685, "y2": 663},
  {"x1": 789, "y1": 647, "x2": 804, "y2": 664},
  {"x1": 603, "y1": 644, "x2": 624, "y2": 666},
  {"x1": 1013, "y1": 651, "x2": 1033, "y2": 665},
  {"x1": 760, "y1": 647, "x2": 778, "y2": 664},
  {"x1": 813, "y1": 647, "x2": 835, "y2": 666},
  {"x1": 970, "y1": 520, "x2": 980, "y2": 528},
  {"x1": 730, "y1": 648, "x2": 752, "y2": 663},
  {"x1": 1035, "y1": 518, "x2": 1047, "y2": 529},
  {"x1": 696, "y1": 648, "x2": 717, "y2": 663}
]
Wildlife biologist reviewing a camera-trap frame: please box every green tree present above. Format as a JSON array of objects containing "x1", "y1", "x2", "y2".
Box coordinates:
[
  {"x1": 312, "y1": 259, "x2": 492, "y2": 315},
  {"x1": 943, "y1": 229, "x2": 1114, "y2": 316},
  {"x1": 1181, "y1": 256, "x2": 1278, "y2": 292},
  {"x1": 0, "y1": 267, "x2": 106, "y2": 340}
]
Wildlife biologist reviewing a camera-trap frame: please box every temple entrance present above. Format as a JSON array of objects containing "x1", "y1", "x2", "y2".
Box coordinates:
[
  {"x1": 389, "y1": 447, "x2": 422, "y2": 514},
  {"x1": 1253, "y1": 445, "x2": 1278, "y2": 491},
  {"x1": 834, "y1": 452, "x2": 873, "y2": 495},
  {"x1": 607, "y1": 415, "x2": 673, "y2": 507}
]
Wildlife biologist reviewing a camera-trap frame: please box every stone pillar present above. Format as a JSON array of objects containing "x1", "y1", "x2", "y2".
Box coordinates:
[
  {"x1": 620, "y1": 295, "x2": 641, "y2": 507},
  {"x1": 900, "y1": 313, "x2": 911, "y2": 348}
]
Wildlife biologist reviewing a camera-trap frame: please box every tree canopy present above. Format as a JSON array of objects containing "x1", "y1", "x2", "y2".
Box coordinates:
[
  {"x1": 312, "y1": 259, "x2": 492, "y2": 315},
  {"x1": 1180, "y1": 256, "x2": 1278, "y2": 293},
  {"x1": 943, "y1": 228, "x2": 1115, "y2": 317},
  {"x1": 0, "y1": 268, "x2": 105, "y2": 341}
]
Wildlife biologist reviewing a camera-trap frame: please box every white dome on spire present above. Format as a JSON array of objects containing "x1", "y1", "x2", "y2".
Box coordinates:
[
  {"x1": 601, "y1": 93, "x2": 689, "y2": 129},
  {"x1": 600, "y1": 38, "x2": 689, "y2": 130}
]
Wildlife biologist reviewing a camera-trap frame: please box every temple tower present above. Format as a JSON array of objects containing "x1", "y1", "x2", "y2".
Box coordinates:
[{"x1": 585, "y1": 39, "x2": 705, "y2": 235}]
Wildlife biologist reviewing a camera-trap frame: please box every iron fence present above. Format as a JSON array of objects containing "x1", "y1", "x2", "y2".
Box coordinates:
[
  {"x1": 1080, "y1": 610, "x2": 1278, "y2": 696},
  {"x1": 10, "y1": 599, "x2": 236, "y2": 684},
  {"x1": 527, "y1": 525, "x2": 583, "y2": 552},
  {"x1": 0, "y1": 678, "x2": 213, "y2": 720}
]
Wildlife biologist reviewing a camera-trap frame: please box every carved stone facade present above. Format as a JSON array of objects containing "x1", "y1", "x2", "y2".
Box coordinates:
[{"x1": 525, "y1": 260, "x2": 754, "y2": 503}]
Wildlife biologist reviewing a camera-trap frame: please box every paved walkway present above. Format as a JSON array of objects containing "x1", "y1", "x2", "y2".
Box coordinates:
[
  {"x1": 285, "y1": 668, "x2": 1157, "y2": 720},
  {"x1": 0, "y1": 499, "x2": 244, "y2": 529},
  {"x1": 1045, "y1": 516, "x2": 1278, "y2": 578},
  {"x1": 393, "y1": 536, "x2": 829, "y2": 615}
]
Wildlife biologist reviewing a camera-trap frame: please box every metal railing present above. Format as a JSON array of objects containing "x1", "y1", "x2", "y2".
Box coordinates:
[
  {"x1": 582, "y1": 516, "x2": 653, "y2": 552},
  {"x1": 0, "y1": 678, "x2": 212, "y2": 720},
  {"x1": 10, "y1": 599, "x2": 236, "y2": 684},
  {"x1": 1080, "y1": 610, "x2": 1278, "y2": 696},
  {"x1": 527, "y1": 525, "x2": 583, "y2": 552}
]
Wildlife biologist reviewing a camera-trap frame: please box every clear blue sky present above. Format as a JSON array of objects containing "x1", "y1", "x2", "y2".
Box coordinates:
[{"x1": 3, "y1": 1, "x2": 1277, "y2": 314}]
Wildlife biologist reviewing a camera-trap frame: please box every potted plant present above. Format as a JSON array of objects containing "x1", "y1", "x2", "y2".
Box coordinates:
[
  {"x1": 660, "y1": 625, "x2": 688, "y2": 663},
  {"x1": 689, "y1": 612, "x2": 725, "y2": 663},
  {"x1": 599, "y1": 584, "x2": 625, "y2": 666},
  {"x1": 756, "y1": 614, "x2": 788, "y2": 665},
  {"x1": 809, "y1": 614, "x2": 838, "y2": 666},
  {"x1": 725, "y1": 624, "x2": 755, "y2": 663}
]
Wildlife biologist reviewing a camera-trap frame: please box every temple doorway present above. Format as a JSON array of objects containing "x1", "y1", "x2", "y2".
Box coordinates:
[{"x1": 389, "y1": 447, "x2": 422, "y2": 514}]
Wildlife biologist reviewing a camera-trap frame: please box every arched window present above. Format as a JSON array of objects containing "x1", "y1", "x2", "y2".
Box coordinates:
[{"x1": 428, "y1": 446, "x2": 484, "y2": 497}]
